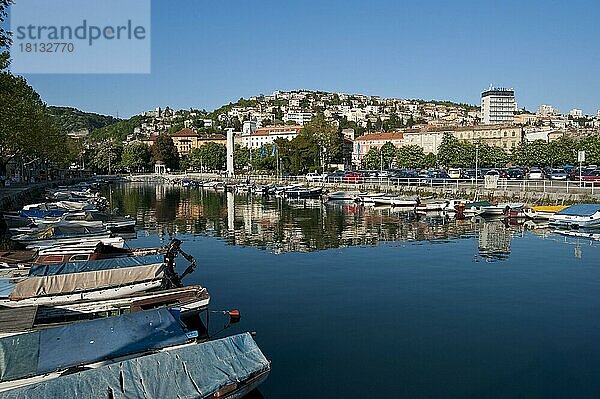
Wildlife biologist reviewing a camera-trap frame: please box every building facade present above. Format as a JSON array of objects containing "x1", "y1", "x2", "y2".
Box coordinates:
[
  {"x1": 481, "y1": 87, "x2": 516, "y2": 124},
  {"x1": 242, "y1": 125, "x2": 303, "y2": 149},
  {"x1": 170, "y1": 129, "x2": 227, "y2": 155},
  {"x1": 352, "y1": 132, "x2": 403, "y2": 166}
]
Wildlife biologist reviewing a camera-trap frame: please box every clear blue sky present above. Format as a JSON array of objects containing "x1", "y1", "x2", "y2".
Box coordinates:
[{"x1": 13, "y1": 0, "x2": 600, "y2": 117}]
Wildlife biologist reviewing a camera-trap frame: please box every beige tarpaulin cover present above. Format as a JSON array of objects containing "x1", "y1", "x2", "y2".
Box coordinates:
[{"x1": 9, "y1": 264, "x2": 164, "y2": 301}]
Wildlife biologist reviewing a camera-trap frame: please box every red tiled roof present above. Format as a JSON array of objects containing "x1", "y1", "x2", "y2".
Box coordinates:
[
  {"x1": 355, "y1": 132, "x2": 403, "y2": 141},
  {"x1": 172, "y1": 128, "x2": 198, "y2": 137}
]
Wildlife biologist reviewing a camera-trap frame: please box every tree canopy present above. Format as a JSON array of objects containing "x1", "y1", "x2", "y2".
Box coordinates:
[{"x1": 150, "y1": 134, "x2": 179, "y2": 170}]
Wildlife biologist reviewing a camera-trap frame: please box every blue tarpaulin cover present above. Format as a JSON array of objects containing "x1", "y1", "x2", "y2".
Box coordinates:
[
  {"x1": 556, "y1": 204, "x2": 600, "y2": 216},
  {"x1": 0, "y1": 333, "x2": 270, "y2": 399},
  {"x1": 18, "y1": 209, "x2": 66, "y2": 218},
  {"x1": 0, "y1": 308, "x2": 189, "y2": 383},
  {"x1": 28, "y1": 254, "x2": 164, "y2": 277}
]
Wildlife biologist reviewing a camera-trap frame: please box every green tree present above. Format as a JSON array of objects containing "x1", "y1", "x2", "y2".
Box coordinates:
[
  {"x1": 0, "y1": 0, "x2": 13, "y2": 70},
  {"x1": 233, "y1": 144, "x2": 250, "y2": 171},
  {"x1": 91, "y1": 140, "x2": 123, "y2": 174},
  {"x1": 121, "y1": 142, "x2": 151, "y2": 172},
  {"x1": 299, "y1": 113, "x2": 343, "y2": 164},
  {"x1": 396, "y1": 145, "x2": 425, "y2": 168},
  {"x1": 437, "y1": 133, "x2": 470, "y2": 167},
  {"x1": 512, "y1": 140, "x2": 549, "y2": 167},
  {"x1": 380, "y1": 142, "x2": 396, "y2": 169},
  {"x1": 0, "y1": 72, "x2": 72, "y2": 174},
  {"x1": 190, "y1": 142, "x2": 226, "y2": 171},
  {"x1": 362, "y1": 147, "x2": 381, "y2": 169},
  {"x1": 548, "y1": 137, "x2": 576, "y2": 166},
  {"x1": 578, "y1": 134, "x2": 600, "y2": 165},
  {"x1": 150, "y1": 134, "x2": 179, "y2": 170},
  {"x1": 423, "y1": 153, "x2": 437, "y2": 168}
]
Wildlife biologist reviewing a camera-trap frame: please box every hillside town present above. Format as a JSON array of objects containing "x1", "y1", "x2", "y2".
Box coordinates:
[{"x1": 110, "y1": 88, "x2": 600, "y2": 169}]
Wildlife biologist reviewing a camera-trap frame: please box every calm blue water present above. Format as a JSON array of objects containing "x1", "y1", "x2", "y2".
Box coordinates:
[{"x1": 108, "y1": 184, "x2": 600, "y2": 398}]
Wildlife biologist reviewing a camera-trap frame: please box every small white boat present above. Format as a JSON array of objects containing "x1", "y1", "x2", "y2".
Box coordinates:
[
  {"x1": 357, "y1": 193, "x2": 387, "y2": 203},
  {"x1": 416, "y1": 199, "x2": 448, "y2": 211},
  {"x1": 371, "y1": 194, "x2": 399, "y2": 205},
  {"x1": 480, "y1": 203, "x2": 523, "y2": 216},
  {"x1": 27, "y1": 237, "x2": 125, "y2": 251},
  {"x1": 390, "y1": 196, "x2": 419, "y2": 207},
  {"x1": 327, "y1": 191, "x2": 362, "y2": 201},
  {"x1": 523, "y1": 205, "x2": 568, "y2": 220},
  {"x1": 549, "y1": 204, "x2": 600, "y2": 229}
]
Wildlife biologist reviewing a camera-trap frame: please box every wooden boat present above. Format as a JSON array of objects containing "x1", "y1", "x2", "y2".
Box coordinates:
[
  {"x1": 549, "y1": 204, "x2": 600, "y2": 229},
  {"x1": 523, "y1": 205, "x2": 568, "y2": 220},
  {"x1": 0, "y1": 285, "x2": 209, "y2": 336},
  {"x1": 0, "y1": 331, "x2": 270, "y2": 399}
]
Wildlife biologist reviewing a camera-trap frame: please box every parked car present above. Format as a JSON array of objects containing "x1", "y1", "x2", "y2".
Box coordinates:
[
  {"x1": 527, "y1": 168, "x2": 544, "y2": 180},
  {"x1": 579, "y1": 170, "x2": 600, "y2": 186},
  {"x1": 507, "y1": 168, "x2": 524, "y2": 179},
  {"x1": 343, "y1": 171, "x2": 363, "y2": 184},
  {"x1": 305, "y1": 172, "x2": 328, "y2": 182},
  {"x1": 548, "y1": 168, "x2": 567, "y2": 180},
  {"x1": 420, "y1": 170, "x2": 450, "y2": 184}
]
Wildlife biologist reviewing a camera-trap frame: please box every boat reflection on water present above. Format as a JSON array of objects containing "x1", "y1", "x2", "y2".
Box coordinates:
[{"x1": 102, "y1": 183, "x2": 600, "y2": 261}]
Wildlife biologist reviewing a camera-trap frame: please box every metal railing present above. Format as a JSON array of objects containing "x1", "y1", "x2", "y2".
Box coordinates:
[{"x1": 239, "y1": 174, "x2": 598, "y2": 196}]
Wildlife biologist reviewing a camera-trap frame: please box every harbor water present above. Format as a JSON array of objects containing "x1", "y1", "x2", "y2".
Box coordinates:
[{"x1": 107, "y1": 183, "x2": 600, "y2": 398}]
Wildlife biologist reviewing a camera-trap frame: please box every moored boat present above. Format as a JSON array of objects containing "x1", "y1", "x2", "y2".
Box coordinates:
[
  {"x1": 326, "y1": 191, "x2": 362, "y2": 201},
  {"x1": 523, "y1": 205, "x2": 568, "y2": 220},
  {"x1": 0, "y1": 330, "x2": 270, "y2": 399},
  {"x1": 549, "y1": 204, "x2": 600, "y2": 229},
  {"x1": 390, "y1": 196, "x2": 419, "y2": 207}
]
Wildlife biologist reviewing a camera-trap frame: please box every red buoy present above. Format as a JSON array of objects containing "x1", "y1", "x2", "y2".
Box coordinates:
[{"x1": 227, "y1": 310, "x2": 241, "y2": 323}]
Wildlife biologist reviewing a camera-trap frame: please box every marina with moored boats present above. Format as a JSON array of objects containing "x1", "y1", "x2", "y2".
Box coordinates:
[{"x1": 0, "y1": 180, "x2": 271, "y2": 398}]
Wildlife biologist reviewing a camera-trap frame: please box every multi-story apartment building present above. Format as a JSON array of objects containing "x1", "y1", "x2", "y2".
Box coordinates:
[
  {"x1": 481, "y1": 87, "x2": 516, "y2": 124},
  {"x1": 242, "y1": 125, "x2": 303, "y2": 149},
  {"x1": 283, "y1": 110, "x2": 313, "y2": 126}
]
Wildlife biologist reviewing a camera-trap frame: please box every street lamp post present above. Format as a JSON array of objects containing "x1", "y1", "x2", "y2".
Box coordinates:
[{"x1": 475, "y1": 143, "x2": 479, "y2": 189}]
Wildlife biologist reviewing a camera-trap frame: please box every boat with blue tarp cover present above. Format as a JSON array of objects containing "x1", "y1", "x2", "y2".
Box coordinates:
[
  {"x1": 0, "y1": 332, "x2": 270, "y2": 398},
  {"x1": 0, "y1": 307, "x2": 203, "y2": 392},
  {"x1": 549, "y1": 203, "x2": 600, "y2": 229}
]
